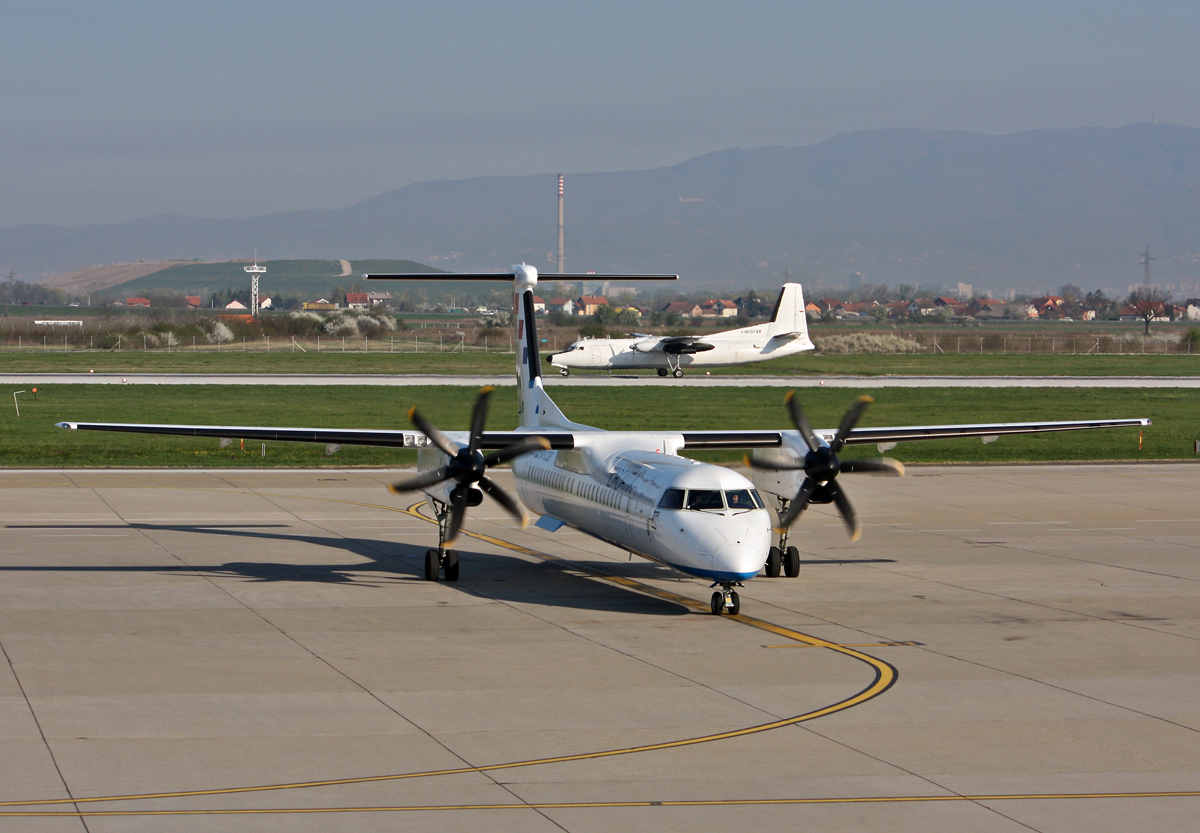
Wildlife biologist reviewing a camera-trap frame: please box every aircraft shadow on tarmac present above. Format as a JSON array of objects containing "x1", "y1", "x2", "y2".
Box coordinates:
[{"x1": 4, "y1": 523, "x2": 691, "y2": 616}]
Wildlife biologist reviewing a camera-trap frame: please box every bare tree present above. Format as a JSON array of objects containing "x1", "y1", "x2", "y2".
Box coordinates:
[{"x1": 1128, "y1": 286, "x2": 1172, "y2": 335}]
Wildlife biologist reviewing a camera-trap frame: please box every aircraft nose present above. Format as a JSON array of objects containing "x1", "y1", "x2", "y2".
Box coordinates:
[{"x1": 715, "y1": 541, "x2": 770, "y2": 580}]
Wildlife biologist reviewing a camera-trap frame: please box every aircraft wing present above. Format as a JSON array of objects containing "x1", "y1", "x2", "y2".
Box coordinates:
[
  {"x1": 54, "y1": 421, "x2": 578, "y2": 450},
  {"x1": 675, "y1": 417, "x2": 1150, "y2": 449},
  {"x1": 58, "y1": 417, "x2": 1149, "y2": 452}
]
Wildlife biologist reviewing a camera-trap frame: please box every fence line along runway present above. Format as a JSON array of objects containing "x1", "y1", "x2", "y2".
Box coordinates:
[
  {"x1": 0, "y1": 465, "x2": 1196, "y2": 831},
  {"x1": 4, "y1": 372, "x2": 1200, "y2": 387}
]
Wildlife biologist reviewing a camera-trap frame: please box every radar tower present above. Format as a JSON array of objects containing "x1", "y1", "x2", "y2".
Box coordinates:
[{"x1": 244, "y1": 250, "x2": 266, "y2": 315}]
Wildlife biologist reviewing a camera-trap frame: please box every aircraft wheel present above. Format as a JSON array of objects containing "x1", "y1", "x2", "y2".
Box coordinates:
[
  {"x1": 765, "y1": 546, "x2": 782, "y2": 577},
  {"x1": 710, "y1": 591, "x2": 723, "y2": 615},
  {"x1": 784, "y1": 546, "x2": 801, "y2": 578},
  {"x1": 443, "y1": 550, "x2": 460, "y2": 582},
  {"x1": 728, "y1": 591, "x2": 740, "y2": 615},
  {"x1": 424, "y1": 549, "x2": 441, "y2": 582},
  {"x1": 560, "y1": 368, "x2": 569, "y2": 377},
  {"x1": 657, "y1": 368, "x2": 668, "y2": 377},
  {"x1": 672, "y1": 368, "x2": 684, "y2": 378}
]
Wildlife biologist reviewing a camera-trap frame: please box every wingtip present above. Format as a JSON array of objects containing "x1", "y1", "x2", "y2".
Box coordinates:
[{"x1": 55, "y1": 422, "x2": 73, "y2": 429}]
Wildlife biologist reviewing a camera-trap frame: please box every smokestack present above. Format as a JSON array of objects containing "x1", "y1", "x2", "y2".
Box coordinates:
[{"x1": 557, "y1": 174, "x2": 565, "y2": 274}]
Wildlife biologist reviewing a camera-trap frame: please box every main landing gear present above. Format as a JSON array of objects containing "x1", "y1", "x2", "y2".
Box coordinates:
[
  {"x1": 657, "y1": 358, "x2": 685, "y2": 378},
  {"x1": 710, "y1": 582, "x2": 742, "y2": 615},
  {"x1": 764, "y1": 498, "x2": 801, "y2": 578},
  {"x1": 559, "y1": 368, "x2": 569, "y2": 376},
  {"x1": 424, "y1": 499, "x2": 461, "y2": 582}
]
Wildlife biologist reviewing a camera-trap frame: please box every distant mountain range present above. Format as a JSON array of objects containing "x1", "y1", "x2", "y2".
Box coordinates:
[{"x1": 6, "y1": 123, "x2": 1200, "y2": 293}]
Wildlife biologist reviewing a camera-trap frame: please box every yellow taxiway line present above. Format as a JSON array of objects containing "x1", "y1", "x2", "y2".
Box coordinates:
[{"x1": 4, "y1": 791, "x2": 1197, "y2": 818}]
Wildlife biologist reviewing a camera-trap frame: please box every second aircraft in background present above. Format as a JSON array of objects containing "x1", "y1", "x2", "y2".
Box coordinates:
[{"x1": 547, "y1": 283, "x2": 813, "y2": 377}]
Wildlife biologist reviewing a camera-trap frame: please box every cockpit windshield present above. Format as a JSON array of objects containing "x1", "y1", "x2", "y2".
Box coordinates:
[
  {"x1": 686, "y1": 490, "x2": 724, "y2": 511},
  {"x1": 658, "y1": 488, "x2": 767, "y2": 511}
]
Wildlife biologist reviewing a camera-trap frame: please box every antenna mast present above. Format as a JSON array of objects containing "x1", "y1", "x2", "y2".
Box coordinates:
[
  {"x1": 557, "y1": 175, "x2": 565, "y2": 274},
  {"x1": 1140, "y1": 245, "x2": 1155, "y2": 286}
]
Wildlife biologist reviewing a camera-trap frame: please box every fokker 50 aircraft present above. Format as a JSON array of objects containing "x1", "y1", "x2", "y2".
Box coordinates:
[
  {"x1": 548, "y1": 282, "x2": 813, "y2": 377},
  {"x1": 58, "y1": 266, "x2": 1149, "y2": 615}
]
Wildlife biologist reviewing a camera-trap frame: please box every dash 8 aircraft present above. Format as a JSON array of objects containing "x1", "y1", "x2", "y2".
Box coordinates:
[
  {"x1": 58, "y1": 266, "x2": 1148, "y2": 615},
  {"x1": 547, "y1": 282, "x2": 813, "y2": 377}
]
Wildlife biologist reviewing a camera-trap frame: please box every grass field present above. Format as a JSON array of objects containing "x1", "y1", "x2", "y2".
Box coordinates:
[
  {"x1": 3, "y1": 350, "x2": 1200, "y2": 377},
  {"x1": 1, "y1": 384, "x2": 1187, "y2": 468}
]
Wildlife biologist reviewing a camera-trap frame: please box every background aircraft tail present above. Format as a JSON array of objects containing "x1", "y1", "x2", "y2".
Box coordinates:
[{"x1": 766, "y1": 283, "x2": 809, "y2": 340}]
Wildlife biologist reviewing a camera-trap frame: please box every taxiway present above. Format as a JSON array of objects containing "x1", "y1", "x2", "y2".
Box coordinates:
[{"x1": 0, "y1": 465, "x2": 1196, "y2": 831}]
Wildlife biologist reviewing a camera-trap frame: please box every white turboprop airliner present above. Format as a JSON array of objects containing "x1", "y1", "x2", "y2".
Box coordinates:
[
  {"x1": 548, "y1": 282, "x2": 812, "y2": 377},
  {"x1": 58, "y1": 266, "x2": 1149, "y2": 615}
]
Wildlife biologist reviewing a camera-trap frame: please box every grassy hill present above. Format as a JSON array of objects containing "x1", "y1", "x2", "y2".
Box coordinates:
[{"x1": 101, "y1": 259, "x2": 448, "y2": 301}]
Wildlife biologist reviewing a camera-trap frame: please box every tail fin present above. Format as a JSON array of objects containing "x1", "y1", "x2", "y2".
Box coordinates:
[
  {"x1": 766, "y1": 283, "x2": 809, "y2": 340},
  {"x1": 513, "y1": 266, "x2": 575, "y2": 430}
]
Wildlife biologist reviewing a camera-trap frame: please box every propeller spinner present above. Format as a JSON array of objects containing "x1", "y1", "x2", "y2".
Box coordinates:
[
  {"x1": 388, "y1": 386, "x2": 549, "y2": 546},
  {"x1": 747, "y1": 392, "x2": 903, "y2": 542}
]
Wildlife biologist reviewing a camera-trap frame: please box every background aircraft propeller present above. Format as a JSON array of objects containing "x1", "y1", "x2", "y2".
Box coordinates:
[
  {"x1": 388, "y1": 386, "x2": 549, "y2": 545},
  {"x1": 747, "y1": 392, "x2": 903, "y2": 541}
]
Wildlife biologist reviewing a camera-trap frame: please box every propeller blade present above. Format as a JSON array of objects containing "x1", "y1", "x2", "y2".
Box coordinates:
[
  {"x1": 479, "y1": 475, "x2": 530, "y2": 528},
  {"x1": 776, "y1": 477, "x2": 817, "y2": 530},
  {"x1": 387, "y1": 466, "x2": 451, "y2": 494},
  {"x1": 483, "y1": 436, "x2": 551, "y2": 468},
  {"x1": 784, "y1": 391, "x2": 821, "y2": 453},
  {"x1": 831, "y1": 395, "x2": 873, "y2": 452},
  {"x1": 840, "y1": 457, "x2": 905, "y2": 476},
  {"x1": 467, "y1": 386, "x2": 495, "y2": 454},
  {"x1": 829, "y1": 482, "x2": 861, "y2": 542},
  {"x1": 743, "y1": 452, "x2": 806, "y2": 471},
  {"x1": 443, "y1": 488, "x2": 469, "y2": 547},
  {"x1": 408, "y1": 407, "x2": 459, "y2": 457}
]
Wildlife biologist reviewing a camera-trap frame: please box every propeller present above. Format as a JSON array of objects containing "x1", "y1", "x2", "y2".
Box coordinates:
[
  {"x1": 388, "y1": 386, "x2": 549, "y2": 546},
  {"x1": 746, "y1": 392, "x2": 904, "y2": 542}
]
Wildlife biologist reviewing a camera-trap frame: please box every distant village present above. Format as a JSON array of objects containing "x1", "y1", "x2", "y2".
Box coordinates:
[{"x1": 112, "y1": 286, "x2": 1200, "y2": 325}]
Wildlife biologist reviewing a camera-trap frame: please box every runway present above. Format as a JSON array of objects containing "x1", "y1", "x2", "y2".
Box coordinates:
[
  {"x1": 4, "y1": 372, "x2": 1200, "y2": 387},
  {"x1": 0, "y1": 465, "x2": 1196, "y2": 831}
]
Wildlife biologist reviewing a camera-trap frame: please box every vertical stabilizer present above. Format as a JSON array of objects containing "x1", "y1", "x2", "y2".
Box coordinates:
[
  {"x1": 766, "y1": 283, "x2": 809, "y2": 340},
  {"x1": 513, "y1": 265, "x2": 576, "y2": 430}
]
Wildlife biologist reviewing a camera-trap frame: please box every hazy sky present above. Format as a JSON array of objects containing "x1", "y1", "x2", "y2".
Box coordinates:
[{"x1": 4, "y1": 1, "x2": 1199, "y2": 229}]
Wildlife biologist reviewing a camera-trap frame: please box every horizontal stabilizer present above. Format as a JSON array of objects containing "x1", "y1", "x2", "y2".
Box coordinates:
[{"x1": 366, "y1": 272, "x2": 677, "y2": 282}]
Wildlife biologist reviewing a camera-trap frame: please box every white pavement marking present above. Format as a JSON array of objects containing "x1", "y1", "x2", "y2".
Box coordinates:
[{"x1": 4, "y1": 373, "x2": 1200, "y2": 387}]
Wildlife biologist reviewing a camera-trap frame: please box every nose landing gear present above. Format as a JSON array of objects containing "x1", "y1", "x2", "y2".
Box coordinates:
[{"x1": 709, "y1": 582, "x2": 742, "y2": 615}]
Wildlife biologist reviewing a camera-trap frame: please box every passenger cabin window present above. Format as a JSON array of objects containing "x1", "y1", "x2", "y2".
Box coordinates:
[
  {"x1": 686, "y1": 490, "x2": 724, "y2": 511},
  {"x1": 657, "y1": 488, "x2": 685, "y2": 510}
]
